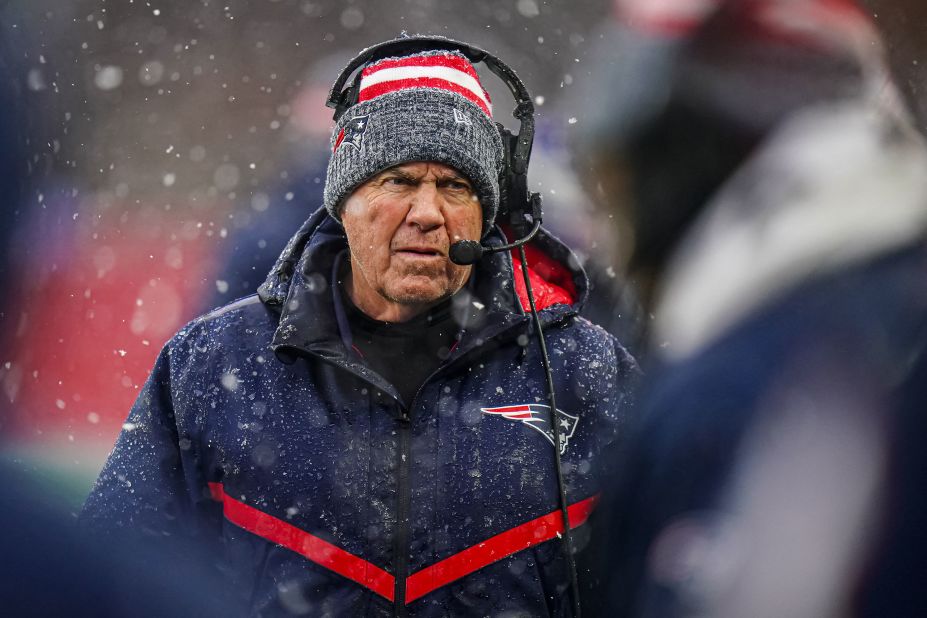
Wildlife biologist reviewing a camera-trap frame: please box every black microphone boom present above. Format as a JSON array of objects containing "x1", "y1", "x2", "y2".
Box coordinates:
[
  {"x1": 448, "y1": 240, "x2": 485, "y2": 266},
  {"x1": 448, "y1": 218, "x2": 542, "y2": 266}
]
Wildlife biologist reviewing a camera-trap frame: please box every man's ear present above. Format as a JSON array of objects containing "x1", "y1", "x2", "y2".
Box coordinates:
[{"x1": 334, "y1": 197, "x2": 347, "y2": 223}]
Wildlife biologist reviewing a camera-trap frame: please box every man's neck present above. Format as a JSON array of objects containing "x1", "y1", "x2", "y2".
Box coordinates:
[
  {"x1": 340, "y1": 282, "x2": 456, "y2": 406},
  {"x1": 344, "y1": 271, "x2": 437, "y2": 323}
]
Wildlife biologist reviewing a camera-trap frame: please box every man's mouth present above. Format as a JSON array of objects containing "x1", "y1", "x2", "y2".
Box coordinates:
[{"x1": 395, "y1": 247, "x2": 444, "y2": 258}]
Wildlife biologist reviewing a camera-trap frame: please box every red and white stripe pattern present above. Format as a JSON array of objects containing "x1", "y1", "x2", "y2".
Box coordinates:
[{"x1": 358, "y1": 51, "x2": 493, "y2": 118}]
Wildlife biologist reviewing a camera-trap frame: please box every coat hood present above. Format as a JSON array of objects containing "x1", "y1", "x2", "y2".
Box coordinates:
[{"x1": 257, "y1": 207, "x2": 589, "y2": 366}]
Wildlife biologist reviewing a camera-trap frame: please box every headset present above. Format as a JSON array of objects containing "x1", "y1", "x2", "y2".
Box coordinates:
[{"x1": 327, "y1": 35, "x2": 583, "y2": 616}]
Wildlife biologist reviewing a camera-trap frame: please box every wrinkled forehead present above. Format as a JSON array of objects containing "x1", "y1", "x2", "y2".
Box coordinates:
[{"x1": 378, "y1": 160, "x2": 470, "y2": 179}]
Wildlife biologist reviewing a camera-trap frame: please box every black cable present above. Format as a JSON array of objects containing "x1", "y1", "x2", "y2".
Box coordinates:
[{"x1": 516, "y1": 244, "x2": 582, "y2": 618}]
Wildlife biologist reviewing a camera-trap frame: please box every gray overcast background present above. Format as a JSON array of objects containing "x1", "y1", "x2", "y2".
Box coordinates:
[{"x1": 3, "y1": 0, "x2": 924, "y2": 215}]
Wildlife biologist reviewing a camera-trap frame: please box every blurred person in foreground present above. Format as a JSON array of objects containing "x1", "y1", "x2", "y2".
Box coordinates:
[
  {"x1": 577, "y1": 0, "x2": 927, "y2": 616},
  {"x1": 82, "y1": 36, "x2": 638, "y2": 616},
  {"x1": 0, "y1": 29, "x2": 236, "y2": 618}
]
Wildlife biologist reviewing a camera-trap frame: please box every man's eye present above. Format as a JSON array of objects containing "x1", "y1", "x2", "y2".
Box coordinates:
[
  {"x1": 380, "y1": 175, "x2": 415, "y2": 187},
  {"x1": 447, "y1": 181, "x2": 472, "y2": 192}
]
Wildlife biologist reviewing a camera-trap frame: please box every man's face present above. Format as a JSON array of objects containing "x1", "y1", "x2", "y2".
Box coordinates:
[{"x1": 340, "y1": 161, "x2": 483, "y2": 322}]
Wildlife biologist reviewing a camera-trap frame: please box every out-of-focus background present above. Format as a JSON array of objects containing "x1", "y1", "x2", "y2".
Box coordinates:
[{"x1": 0, "y1": 0, "x2": 924, "y2": 508}]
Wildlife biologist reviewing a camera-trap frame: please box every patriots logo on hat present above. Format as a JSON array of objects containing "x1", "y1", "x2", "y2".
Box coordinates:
[
  {"x1": 482, "y1": 404, "x2": 579, "y2": 454},
  {"x1": 334, "y1": 114, "x2": 369, "y2": 152}
]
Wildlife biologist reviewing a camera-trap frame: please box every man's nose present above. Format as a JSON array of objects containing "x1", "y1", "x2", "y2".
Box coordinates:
[{"x1": 406, "y1": 183, "x2": 445, "y2": 231}]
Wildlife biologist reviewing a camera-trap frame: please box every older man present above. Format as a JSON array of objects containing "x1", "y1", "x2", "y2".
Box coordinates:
[{"x1": 83, "y1": 38, "x2": 637, "y2": 617}]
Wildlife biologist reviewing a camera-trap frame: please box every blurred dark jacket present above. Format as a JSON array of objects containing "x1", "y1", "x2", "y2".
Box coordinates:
[
  {"x1": 0, "y1": 460, "x2": 241, "y2": 617},
  {"x1": 602, "y1": 104, "x2": 927, "y2": 616},
  {"x1": 580, "y1": 1, "x2": 927, "y2": 615}
]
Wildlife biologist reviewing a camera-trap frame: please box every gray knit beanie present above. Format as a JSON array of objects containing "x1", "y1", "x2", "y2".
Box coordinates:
[{"x1": 323, "y1": 50, "x2": 504, "y2": 237}]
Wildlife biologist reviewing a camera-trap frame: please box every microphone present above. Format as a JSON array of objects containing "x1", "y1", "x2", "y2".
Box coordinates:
[
  {"x1": 448, "y1": 218, "x2": 543, "y2": 266},
  {"x1": 448, "y1": 240, "x2": 485, "y2": 265}
]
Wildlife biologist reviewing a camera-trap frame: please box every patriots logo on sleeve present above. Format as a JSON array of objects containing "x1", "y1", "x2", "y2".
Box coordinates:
[{"x1": 482, "y1": 404, "x2": 579, "y2": 454}]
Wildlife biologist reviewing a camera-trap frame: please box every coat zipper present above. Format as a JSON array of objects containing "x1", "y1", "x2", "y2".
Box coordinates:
[
  {"x1": 303, "y1": 318, "x2": 567, "y2": 615},
  {"x1": 393, "y1": 405, "x2": 412, "y2": 617}
]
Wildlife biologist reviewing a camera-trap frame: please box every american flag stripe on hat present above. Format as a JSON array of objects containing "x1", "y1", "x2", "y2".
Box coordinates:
[{"x1": 358, "y1": 52, "x2": 493, "y2": 117}]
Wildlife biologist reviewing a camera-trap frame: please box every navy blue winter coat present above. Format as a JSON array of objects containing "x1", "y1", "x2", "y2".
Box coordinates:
[
  {"x1": 82, "y1": 208, "x2": 638, "y2": 617},
  {"x1": 592, "y1": 99, "x2": 927, "y2": 616},
  {"x1": 599, "y1": 243, "x2": 927, "y2": 617}
]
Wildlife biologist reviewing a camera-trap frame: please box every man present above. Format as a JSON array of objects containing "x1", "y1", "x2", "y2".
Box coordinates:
[
  {"x1": 83, "y1": 39, "x2": 638, "y2": 617},
  {"x1": 578, "y1": 1, "x2": 927, "y2": 615}
]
